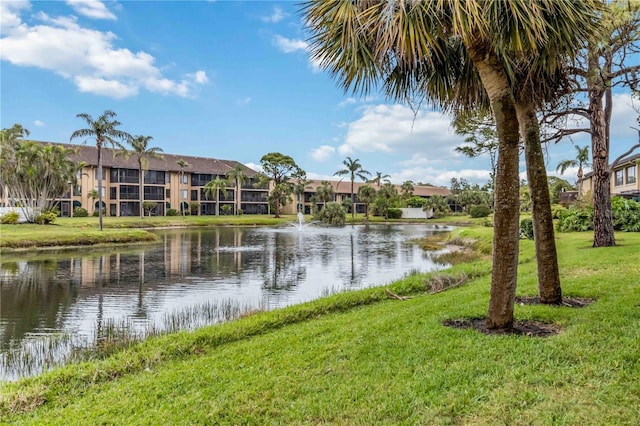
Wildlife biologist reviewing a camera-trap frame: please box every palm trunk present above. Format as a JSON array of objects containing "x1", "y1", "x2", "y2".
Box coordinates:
[
  {"x1": 515, "y1": 100, "x2": 562, "y2": 304},
  {"x1": 216, "y1": 188, "x2": 220, "y2": 216},
  {"x1": 351, "y1": 180, "x2": 355, "y2": 218},
  {"x1": 139, "y1": 161, "x2": 144, "y2": 219},
  {"x1": 97, "y1": 142, "x2": 104, "y2": 231},
  {"x1": 468, "y1": 43, "x2": 520, "y2": 330}
]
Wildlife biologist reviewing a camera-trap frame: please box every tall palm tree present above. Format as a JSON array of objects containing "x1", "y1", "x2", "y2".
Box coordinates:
[
  {"x1": 123, "y1": 135, "x2": 164, "y2": 219},
  {"x1": 292, "y1": 169, "x2": 311, "y2": 213},
  {"x1": 315, "y1": 180, "x2": 335, "y2": 209},
  {"x1": 557, "y1": 145, "x2": 591, "y2": 180},
  {"x1": 357, "y1": 184, "x2": 377, "y2": 219},
  {"x1": 203, "y1": 177, "x2": 229, "y2": 216},
  {"x1": 176, "y1": 160, "x2": 190, "y2": 217},
  {"x1": 70, "y1": 110, "x2": 130, "y2": 230},
  {"x1": 369, "y1": 172, "x2": 390, "y2": 189},
  {"x1": 400, "y1": 180, "x2": 415, "y2": 201},
  {"x1": 225, "y1": 163, "x2": 248, "y2": 215},
  {"x1": 334, "y1": 156, "x2": 370, "y2": 218},
  {"x1": 303, "y1": 0, "x2": 598, "y2": 329}
]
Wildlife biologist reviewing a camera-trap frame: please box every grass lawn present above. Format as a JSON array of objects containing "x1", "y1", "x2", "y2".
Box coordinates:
[{"x1": 1, "y1": 227, "x2": 639, "y2": 424}]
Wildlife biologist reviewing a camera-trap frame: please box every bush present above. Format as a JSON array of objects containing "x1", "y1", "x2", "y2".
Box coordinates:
[
  {"x1": 0, "y1": 211, "x2": 20, "y2": 224},
  {"x1": 551, "y1": 204, "x2": 568, "y2": 219},
  {"x1": 611, "y1": 197, "x2": 640, "y2": 232},
  {"x1": 469, "y1": 204, "x2": 491, "y2": 218},
  {"x1": 73, "y1": 207, "x2": 89, "y2": 217},
  {"x1": 387, "y1": 208, "x2": 403, "y2": 219},
  {"x1": 315, "y1": 202, "x2": 346, "y2": 225},
  {"x1": 520, "y1": 218, "x2": 534, "y2": 240},
  {"x1": 556, "y1": 207, "x2": 593, "y2": 232},
  {"x1": 166, "y1": 208, "x2": 179, "y2": 216},
  {"x1": 35, "y1": 211, "x2": 57, "y2": 225}
]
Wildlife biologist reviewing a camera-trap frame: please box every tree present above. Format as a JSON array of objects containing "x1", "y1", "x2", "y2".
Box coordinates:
[
  {"x1": 303, "y1": 0, "x2": 597, "y2": 329},
  {"x1": 315, "y1": 180, "x2": 335, "y2": 209},
  {"x1": 543, "y1": 1, "x2": 640, "y2": 247},
  {"x1": 226, "y1": 163, "x2": 249, "y2": 215},
  {"x1": 400, "y1": 180, "x2": 415, "y2": 202},
  {"x1": 0, "y1": 131, "x2": 80, "y2": 222},
  {"x1": 334, "y1": 157, "x2": 370, "y2": 218},
  {"x1": 375, "y1": 182, "x2": 398, "y2": 220},
  {"x1": 453, "y1": 109, "x2": 499, "y2": 191},
  {"x1": 423, "y1": 195, "x2": 450, "y2": 219},
  {"x1": 176, "y1": 160, "x2": 190, "y2": 217},
  {"x1": 291, "y1": 169, "x2": 311, "y2": 213},
  {"x1": 203, "y1": 177, "x2": 229, "y2": 216},
  {"x1": 260, "y1": 152, "x2": 301, "y2": 218},
  {"x1": 122, "y1": 135, "x2": 164, "y2": 219},
  {"x1": 556, "y1": 145, "x2": 591, "y2": 184},
  {"x1": 357, "y1": 185, "x2": 377, "y2": 219},
  {"x1": 70, "y1": 110, "x2": 131, "y2": 230},
  {"x1": 369, "y1": 172, "x2": 390, "y2": 189}
]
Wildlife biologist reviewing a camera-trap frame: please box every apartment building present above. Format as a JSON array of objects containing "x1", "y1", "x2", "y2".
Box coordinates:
[
  {"x1": 281, "y1": 179, "x2": 451, "y2": 215},
  {"x1": 13, "y1": 142, "x2": 270, "y2": 217},
  {"x1": 580, "y1": 153, "x2": 640, "y2": 201}
]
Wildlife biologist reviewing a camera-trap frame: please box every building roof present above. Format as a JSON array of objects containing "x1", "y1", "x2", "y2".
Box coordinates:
[
  {"x1": 32, "y1": 141, "x2": 259, "y2": 177},
  {"x1": 305, "y1": 179, "x2": 451, "y2": 197},
  {"x1": 581, "y1": 152, "x2": 640, "y2": 180}
]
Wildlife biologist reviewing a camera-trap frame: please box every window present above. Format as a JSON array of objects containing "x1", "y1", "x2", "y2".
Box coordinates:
[
  {"x1": 144, "y1": 186, "x2": 165, "y2": 200},
  {"x1": 94, "y1": 187, "x2": 106, "y2": 196},
  {"x1": 181, "y1": 174, "x2": 189, "y2": 184},
  {"x1": 191, "y1": 190, "x2": 199, "y2": 201},
  {"x1": 144, "y1": 170, "x2": 166, "y2": 185},
  {"x1": 166, "y1": 189, "x2": 171, "y2": 199},
  {"x1": 119, "y1": 185, "x2": 139, "y2": 200},
  {"x1": 110, "y1": 168, "x2": 138, "y2": 183},
  {"x1": 110, "y1": 187, "x2": 117, "y2": 200},
  {"x1": 615, "y1": 170, "x2": 624, "y2": 186},
  {"x1": 180, "y1": 189, "x2": 188, "y2": 200},
  {"x1": 626, "y1": 166, "x2": 636, "y2": 185},
  {"x1": 94, "y1": 167, "x2": 105, "y2": 180},
  {"x1": 191, "y1": 174, "x2": 215, "y2": 186}
]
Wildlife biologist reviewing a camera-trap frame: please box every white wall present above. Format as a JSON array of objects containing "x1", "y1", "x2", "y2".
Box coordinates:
[
  {"x1": 0, "y1": 207, "x2": 32, "y2": 223},
  {"x1": 400, "y1": 207, "x2": 433, "y2": 219}
]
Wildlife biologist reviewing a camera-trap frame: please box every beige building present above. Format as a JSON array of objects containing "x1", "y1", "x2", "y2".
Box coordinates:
[
  {"x1": 281, "y1": 179, "x2": 451, "y2": 215},
  {"x1": 1, "y1": 142, "x2": 270, "y2": 217},
  {"x1": 580, "y1": 153, "x2": 640, "y2": 202}
]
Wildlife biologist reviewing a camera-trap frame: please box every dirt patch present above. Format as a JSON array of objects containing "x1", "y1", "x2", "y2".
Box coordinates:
[
  {"x1": 443, "y1": 318, "x2": 561, "y2": 337},
  {"x1": 515, "y1": 296, "x2": 595, "y2": 308}
]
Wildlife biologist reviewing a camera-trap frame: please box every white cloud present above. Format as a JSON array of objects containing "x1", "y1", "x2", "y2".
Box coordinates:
[
  {"x1": 0, "y1": 1, "x2": 30, "y2": 34},
  {"x1": 338, "y1": 98, "x2": 357, "y2": 108},
  {"x1": 391, "y1": 166, "x2": 492, "y2": 187},
  {"x1": 33, "y1": 120, "x2": 45, "y2": 127},
  {"x1": 339, "y1": 104, "x2": 463, "y2": 158},
  {"x1": 273, "y1": 35, "x2": 307, "y2": 53},
  {"x1": 66, "y1": 0, "x2": 116, "y2": 20},
  {"x1": 0, "y1": 8, "x2": 207, "y2": 99},
  {"x1": 310, "y1": 145, "x2": 335, "y2": 162},
  {"x1": 261, "y1": 6, "x2": 286, "y2": 23},
  {"x1": 244, "y1": 162, "x2": 263, "y2": 173}
]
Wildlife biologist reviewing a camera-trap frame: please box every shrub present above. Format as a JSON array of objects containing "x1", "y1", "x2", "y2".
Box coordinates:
[
  {"x1": 387, "y1": 208, "x2": 403, "y2": 219},
  {"x1": 166, "y1": 208, "x2": 179, "y2": 216},
  {"x1": 0, "y1": 211, "x2": 20, "y2": 224},
  {"x1": 469, "y1": 204, "x2": 491, "y2": 218},
  {"x1": 35, "y1": 211, "x2": 57, "y2": 225},
  {"x1": 520, "y1": 218, "x2": 534, "y2": 240},
  {"x1": 315, "y1": 202, "x2": 346, "y2": 225},
  {"x1": 611, "y1": 197, "x2": 640, "y2": 232},
  {"x1": 551, "y1": 204, "x2": 568, "y2": 219},
  {"x1": 556, "y1": 207, "x2": 593, "y2": 232},
  {"x1": 73, "y1": 207, "x2": 89, "y2": 217}
]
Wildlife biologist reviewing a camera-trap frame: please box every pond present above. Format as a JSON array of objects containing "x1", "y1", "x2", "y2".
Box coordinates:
[{"x1": 0, "y1": 223, "x2": 452, "y2": 381}]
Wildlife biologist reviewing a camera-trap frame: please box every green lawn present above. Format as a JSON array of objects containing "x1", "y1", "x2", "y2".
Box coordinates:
[{"x1": 1, "y1": 227, "x2": 639, "y2": 424}]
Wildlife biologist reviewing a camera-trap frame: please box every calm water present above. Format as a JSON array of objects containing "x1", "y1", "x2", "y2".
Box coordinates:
[{"x1": 0, "y1": 223, "x2": 451, "y2": 380}]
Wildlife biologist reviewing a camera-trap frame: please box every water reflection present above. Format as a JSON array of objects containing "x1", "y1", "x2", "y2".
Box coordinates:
[{"x1": 0, "y1": 224, "x2": 451, "y2": 380}]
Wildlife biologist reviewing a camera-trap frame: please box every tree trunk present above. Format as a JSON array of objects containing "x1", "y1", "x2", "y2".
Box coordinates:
[
  {"x1": 139, "y1": 162, "x2": 144, "y2": 219},
  {"x1": 97, "y1": 142, "x2": 104, "y2": 231},
  {"x1": 351, "y1": 179, "x2": 355, "y2": 218},
  {"x1": 516, "y1": 100, "x2": 562, "y2": 304},
  {"x1": 468, "y1": 43, "x2": 520, "y2": 330},
  {"x1": 589, "y1": 49, "x2": 615, "y2": 247}
]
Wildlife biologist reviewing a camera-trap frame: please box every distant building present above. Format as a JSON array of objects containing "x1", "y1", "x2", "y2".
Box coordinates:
[
  {"x1": 0, "y1": 142, "x2": 269, "y2": 217},
  {"x1": 580, "y1": 153, "x2": 640, "y2": 202},
  {"x1": 281, "y1": 179, "x2": 451, "y2": 215}
]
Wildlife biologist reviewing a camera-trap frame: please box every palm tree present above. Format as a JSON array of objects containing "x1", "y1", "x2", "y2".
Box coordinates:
[
  {"x1": 369, "y1": 172, "x2": 390, "y2": 189},
  {"x1": 334, "y1": 157, "x2": 370, "y2": 218},
  {"x1": 303, "y1": 0, "x2": 598, "y2": 329},
  {"x1": 400, "y1": 180, "x2": 415, "y2": 201},
  {"x1": 70, "y1": 110, "x2": 131, "y2": 230},
  {"x1": 315, "y1": 180, "x2": 335, "y2": 209},
  {"x1": 176, "y1": 160, "x2": 190, "y2": 217},
  {"x1": 357, "y1": 184, "x2": 377, "y2": 219},
  {"x1": 123, "y1": 135, "x2": 164, "y2": 219},
  {"x1": 423, "y1": 195, "x2": 450, "y2": 219},
  {"x1": 292, "y1": 169, "x2": 311, "y2": 213},
  {"x1": 203, "y1": 177, "x2": 229, "y2": 216},
  {"x1": 225, "y1": 163, "x2": 249, "y2": 215},
  {"x1": 557, "y1": 145, "x2": 591, "y2": 180}
]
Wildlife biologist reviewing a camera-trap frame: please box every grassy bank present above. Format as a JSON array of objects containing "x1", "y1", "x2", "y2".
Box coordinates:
[{"x1": 1, "y1": 228, "x2": 639, "y2": 424}]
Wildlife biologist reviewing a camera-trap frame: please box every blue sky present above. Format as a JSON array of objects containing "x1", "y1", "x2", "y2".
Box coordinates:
[{"x1": 1, "y1": 1, "x2": 638, "y2": 187}]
